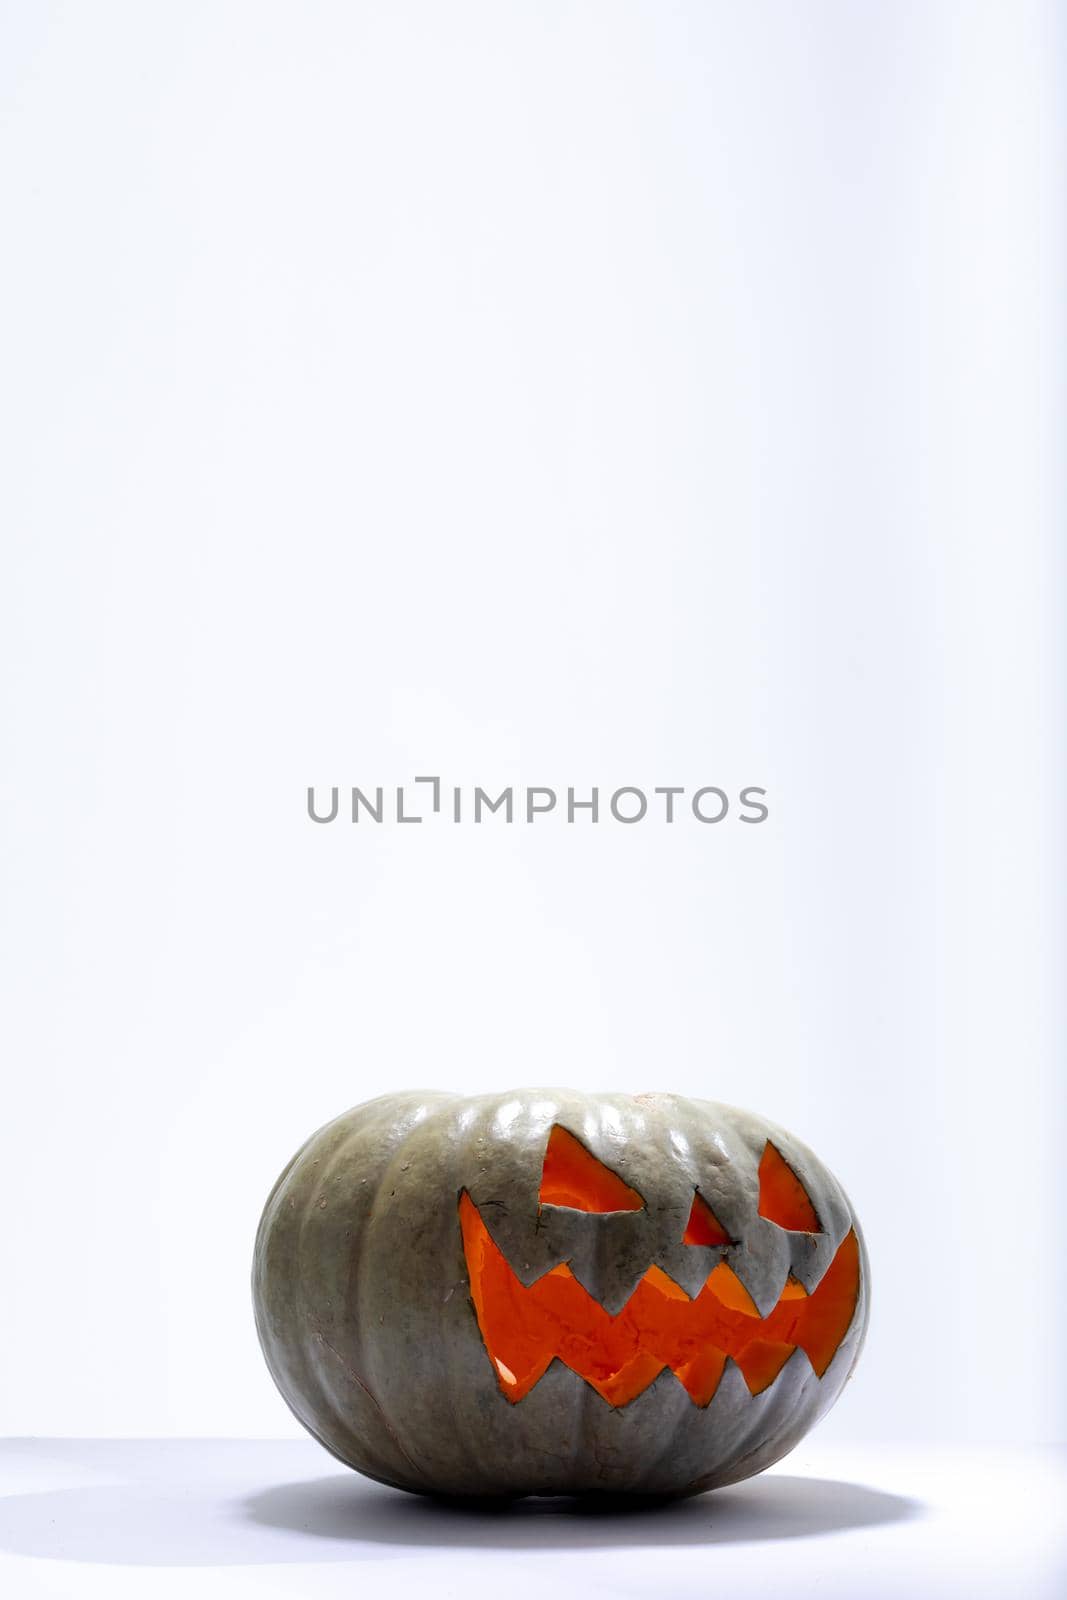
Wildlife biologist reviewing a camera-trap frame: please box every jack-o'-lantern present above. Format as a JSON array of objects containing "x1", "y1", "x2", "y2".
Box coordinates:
[{"x1": 253, "y1": 1089, "x2": 868, "y2": 1498}]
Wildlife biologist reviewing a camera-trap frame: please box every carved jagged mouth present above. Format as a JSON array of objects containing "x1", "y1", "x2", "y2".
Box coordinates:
[{"x1": 459, "y1": 1192, "x2": 861, "y2": 1407}]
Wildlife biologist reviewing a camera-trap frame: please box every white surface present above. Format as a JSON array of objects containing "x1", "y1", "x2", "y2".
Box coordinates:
[
  {"x1": 0, "y1": 1438, "x2": 1063, "y2": 1600},
  {"x1": 1, "y1": 0, "x2": 1063, "y2": 1449}
]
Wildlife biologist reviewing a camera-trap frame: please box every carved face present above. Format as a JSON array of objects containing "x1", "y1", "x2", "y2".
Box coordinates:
[
  {"x1": 254, "y1": 1089, "x2": 869, "y2": 1499},
  {"x1": 459, "y1": 1124, "x2": 860, "y2": 1407}
]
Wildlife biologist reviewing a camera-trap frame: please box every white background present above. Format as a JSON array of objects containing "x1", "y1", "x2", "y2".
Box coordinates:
[{"x1": 1, "y1": 0, "x2": 1063, "y2": 1475}]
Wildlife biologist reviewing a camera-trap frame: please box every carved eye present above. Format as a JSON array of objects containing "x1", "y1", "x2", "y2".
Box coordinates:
[
  {"x1": 758, "y1": 1141, "x2": 821, "y2": 1232},
  {"x1": 682, "y1": 1191, "x2": 733, "y2": 1247},
  {"x1": 539, "y1": 1125, "x2": 644, "y2": 1212}
]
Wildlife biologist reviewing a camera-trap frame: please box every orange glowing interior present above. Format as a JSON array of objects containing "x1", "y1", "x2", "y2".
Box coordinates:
[
  {"x1": 459, "y1": 1191, "x2": 860, "y2": 1407},
  {"x1": 682, "y1": 1191, "x2": 733, "y2": 1247},
  {"x1": 757, "y1": 1142, "x2": 821, "y2": 1232},
  {"x1": 538, "y1": 1125, "x2": 644, "y2": 1212}
]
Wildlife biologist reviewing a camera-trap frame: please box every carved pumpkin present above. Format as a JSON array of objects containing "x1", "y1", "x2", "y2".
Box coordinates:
[{"x1": 253, "y1": 1089, "x2": 868, "y2": 1498}]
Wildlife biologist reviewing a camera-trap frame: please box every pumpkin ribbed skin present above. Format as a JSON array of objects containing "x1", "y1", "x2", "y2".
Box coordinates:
[{"x1": 252, "y1": 1089, "x2": 869, "y2": 1498}]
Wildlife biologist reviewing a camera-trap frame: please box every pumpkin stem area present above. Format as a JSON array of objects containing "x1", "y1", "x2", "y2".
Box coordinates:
[{"x1": 458, "y1": 1192, "x2": 860, "y2": 1407}]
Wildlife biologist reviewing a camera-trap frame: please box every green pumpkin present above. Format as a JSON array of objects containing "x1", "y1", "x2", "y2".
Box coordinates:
[{"x1": 253, "y1": 1089, "x2": 868, "y2": 1498}]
